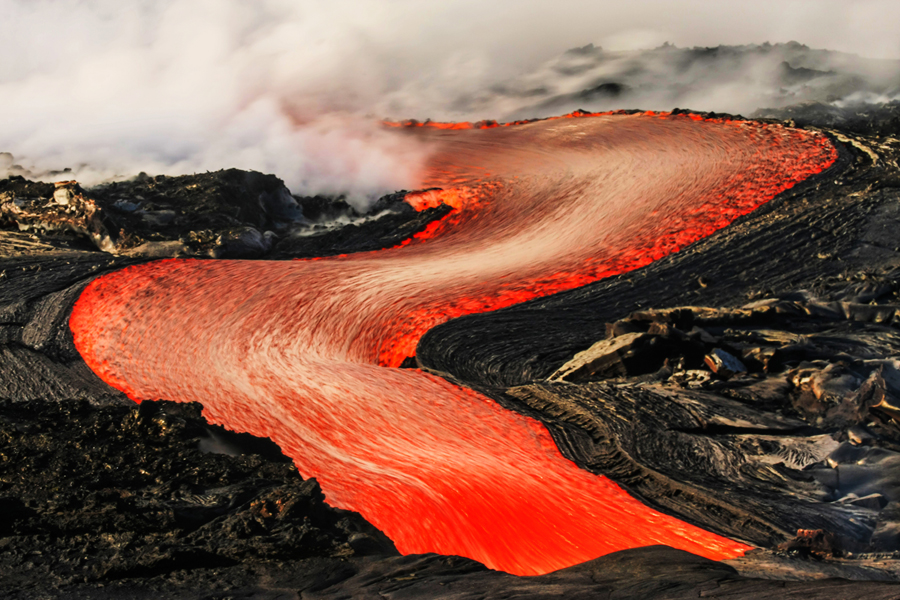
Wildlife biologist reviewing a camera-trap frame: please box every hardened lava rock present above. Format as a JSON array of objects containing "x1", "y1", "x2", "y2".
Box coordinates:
[
  {"x1": 0, "y1": 398, "x2": 397, "y2": 597},
  {"x1": 0, "y1": 168, "x2": 453, "y2": 260}
]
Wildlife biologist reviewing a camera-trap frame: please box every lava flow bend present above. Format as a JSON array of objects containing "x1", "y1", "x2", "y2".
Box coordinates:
[{"x1": 71, "y1": 113, "x2": 836, "y2": 575}]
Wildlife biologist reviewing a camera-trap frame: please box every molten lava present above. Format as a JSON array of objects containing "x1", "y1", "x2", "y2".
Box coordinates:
[{"x1": 71, "y1": 113, "x2": 836, "y2": 575}]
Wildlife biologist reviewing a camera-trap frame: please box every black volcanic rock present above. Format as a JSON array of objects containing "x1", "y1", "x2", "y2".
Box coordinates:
[
  {"x1": 269, "y1": 202, "x2": 453, "y2": 259},
  {"x1": 0, "y1": 398, "x2": 397, "y2": 596},
  {"x1": 296, "y1": 547, "x2": 900, "y2": 599},
  {"x1": 0, "y1": 169, "x2": 301, "y2": 257},
  {"x1": 0, "y1": 170, "x2": 454, "y2": 260},
  {"x1": 755, "y1": 101, "x2": 900, "y2": 137},
  {"x1": 0, "y1": 175, "x2": 55, "y2": 201},
  {"x1": 92, "y1": 168, "x2": 303, "y2": 238}
]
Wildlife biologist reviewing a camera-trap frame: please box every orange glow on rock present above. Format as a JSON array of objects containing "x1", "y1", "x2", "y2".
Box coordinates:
[{"x1": 71, "y1": 112, "x2": 835, "y2": 576}]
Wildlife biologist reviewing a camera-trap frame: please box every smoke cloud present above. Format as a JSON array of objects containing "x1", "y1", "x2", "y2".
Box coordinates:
[
  {"x1": 2, "y1": 0, "x2": 899, "y2": 204},
  {"x1": 0, "y1": 0, "x2": 438, "y2": 207}
]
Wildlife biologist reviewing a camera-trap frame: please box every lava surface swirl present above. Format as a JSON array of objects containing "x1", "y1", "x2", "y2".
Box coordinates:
[{"x1": 70, "y1": 113, "x2": 836, "y2": 575}]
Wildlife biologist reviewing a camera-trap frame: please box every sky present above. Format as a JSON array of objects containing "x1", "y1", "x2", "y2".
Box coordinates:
[{"x1": 1, "y1": 0, "x2": 898, "y2": 201}]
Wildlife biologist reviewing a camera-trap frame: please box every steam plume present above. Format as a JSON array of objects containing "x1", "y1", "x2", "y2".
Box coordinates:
[
  {"x1": 2, "y1": 0, "x2": 899, "y2": 205},
  {"x1": 0, "y1": 0, "x2": 434, "y2": 208}
]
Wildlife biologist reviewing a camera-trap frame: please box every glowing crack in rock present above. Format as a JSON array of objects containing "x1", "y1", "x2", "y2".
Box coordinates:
[{"x1": 71, "y1": 113, "x2": 836, "y2": 575}]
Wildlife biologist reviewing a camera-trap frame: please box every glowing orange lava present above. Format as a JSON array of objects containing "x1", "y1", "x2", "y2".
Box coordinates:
[
  {"x1": 382, "y1": 109, "x2": 702, "y2": 131},
  {"x1": 71, "y1": 113, "x2": 836, "y2": 575}
]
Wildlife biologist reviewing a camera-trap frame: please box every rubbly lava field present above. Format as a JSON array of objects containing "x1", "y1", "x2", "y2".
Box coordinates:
[{"x1": 4, "y1": 106, "x2": 900, "y2": 598}]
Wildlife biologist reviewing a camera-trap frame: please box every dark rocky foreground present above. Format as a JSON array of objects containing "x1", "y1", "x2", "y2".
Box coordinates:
[
  {"x1": 0, "y1": 399, "x2": 398, "y2": 598},
  {"x1": 0, "y1": 401, "x2": 897, "y2": 600},
  {"x1": 3, "y1": 398, "x2": 897, "y2": 599},
  {"x1": 4, "y1": 109, "x2": 900, "y2": 597}
]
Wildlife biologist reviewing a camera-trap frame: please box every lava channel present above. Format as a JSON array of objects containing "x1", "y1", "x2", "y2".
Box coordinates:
[{"x1": 71, "y1": 113, "x2": 836, "y2": 575}]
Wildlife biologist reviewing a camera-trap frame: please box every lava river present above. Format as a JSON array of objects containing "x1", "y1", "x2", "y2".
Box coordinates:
[{"x1": 71, "y1": 112, "x2": 837, "y2": 575}]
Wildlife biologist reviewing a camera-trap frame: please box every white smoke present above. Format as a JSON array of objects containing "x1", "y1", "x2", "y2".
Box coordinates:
[
  {"x1": 0, "y1": 0, "x2": 437, "y2": 207},
  {"x1": 489, "y1": 42, "x2": 900, "y2": 119},
  {"x1": 2, "y1": 0, "x2": 900, "y2": 205}
]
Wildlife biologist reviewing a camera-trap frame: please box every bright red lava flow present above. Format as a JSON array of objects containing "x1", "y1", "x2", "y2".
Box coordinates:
[{"x1": 71, "y1": 113, "x2": 836, "y2": 576}]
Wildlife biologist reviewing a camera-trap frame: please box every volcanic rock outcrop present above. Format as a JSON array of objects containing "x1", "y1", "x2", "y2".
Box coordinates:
[{"x1": 0, "y1": 169, "x2": 451, "y2": 260}]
